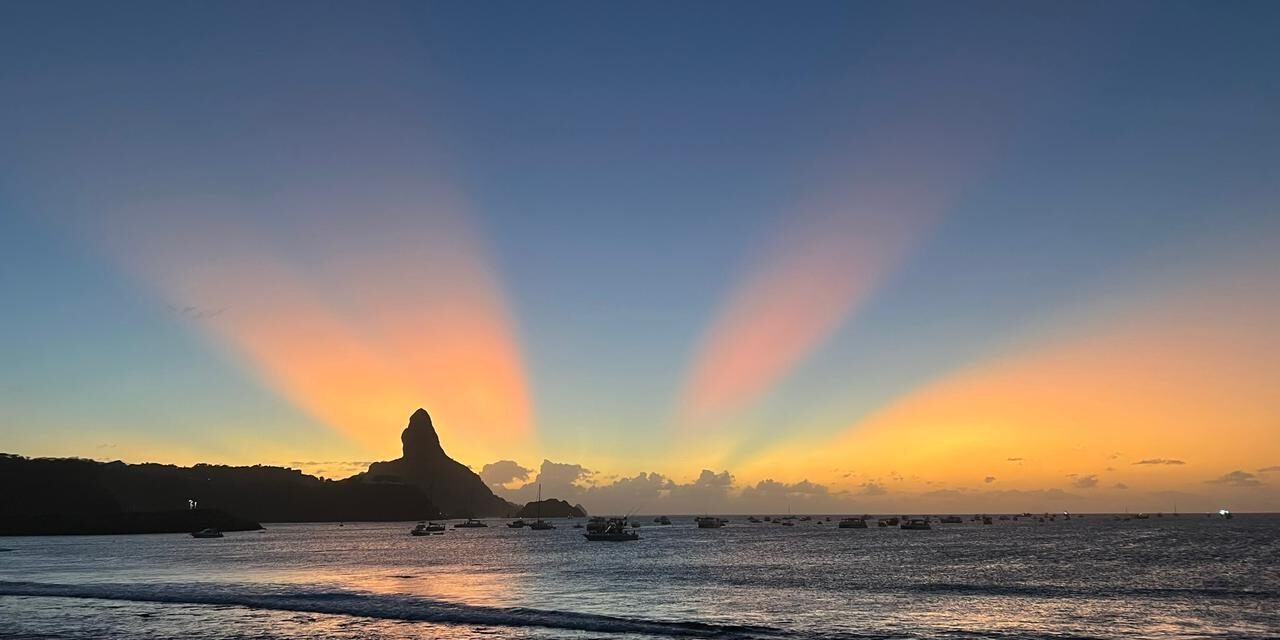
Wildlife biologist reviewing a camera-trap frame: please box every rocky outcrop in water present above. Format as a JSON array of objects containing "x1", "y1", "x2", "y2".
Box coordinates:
[{"x1": 515, "y1": 498, "x2": 586, "y2": 518}]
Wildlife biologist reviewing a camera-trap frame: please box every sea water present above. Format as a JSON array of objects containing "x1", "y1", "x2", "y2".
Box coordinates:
[{"x1": 1, "y1": 515, "x2": 1276, "y2": 639}]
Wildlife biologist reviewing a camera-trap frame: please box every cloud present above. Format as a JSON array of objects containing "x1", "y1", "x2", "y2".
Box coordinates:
[
  {"x1": 1258, "y1": 466, "x2": 1280, "y2": 474},
  {"x1": 858, "y1": 481, "x2": 888, "y2": 496},
  {"x1": 921, "y1": 488, "x2": 968, "y2": 499},
  {"x1": 536, "y1": 459, "x2": 593, "y2": 486},
  {"x1": 1071, "y1": 475, "x2": 1099, "y2": 489},
  {"x1": 479, "y1": 460, "x2": 532, "y2": 487},
  {"x1": 1112, "y1": 483, "x2": 1129, "y2": 490},
  {"x1": 1133, "y1": 458, "x2": 1185, "y2": 466},
  {"x1": 1006, "y1": 457, "x2": 1023, "y2": 462},
  {"x1": 984, "y1": 476, "x2": 996, "y2": 484},
  {"x1": 741, "y1": 479, "x2": 832, "y2": 500},
  {"x1": 1205, "y1": 470, "x2": 1262, "y2": 487}
]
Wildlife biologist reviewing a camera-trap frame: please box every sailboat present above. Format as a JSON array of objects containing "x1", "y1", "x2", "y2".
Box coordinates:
[{"x1": 530, "y1": 484, "x2": 555, "y2": 530}]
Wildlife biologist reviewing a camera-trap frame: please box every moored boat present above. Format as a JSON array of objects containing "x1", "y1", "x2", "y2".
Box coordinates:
[
  {"x1": 191, "y1": 528, "x2": 223, "y2": 538},
  {"x1": 900, "y1": 518, "x2": 931, "y2": 530},
  {"x1": 455, "y1": 518, "x2": 488, "y2": 528},
  {"x1": 838, "y1": 517, "x2": 867, "y2": 529},
  {"x1": 583, "y1": 518, "x2": 639, "y2": 541}
]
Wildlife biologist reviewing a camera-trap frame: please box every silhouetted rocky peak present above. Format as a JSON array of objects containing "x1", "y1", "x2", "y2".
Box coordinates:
[
  {"x1": 401, "y1": 408, "x2": 444, "y2": 461},
  {"x1": 361, "y1": 408, "x2": 517, "y2": 517}
]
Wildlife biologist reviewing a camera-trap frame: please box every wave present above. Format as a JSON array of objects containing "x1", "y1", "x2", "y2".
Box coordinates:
[
  {"x1": 0, "y1": 580, "x2": 786, "y2": 639},
  {"x1": 909, "y1": 582, "x2": 1280, "y2": 600}
]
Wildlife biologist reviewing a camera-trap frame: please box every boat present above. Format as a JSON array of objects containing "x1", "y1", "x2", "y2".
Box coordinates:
[
  {"x1": 982, "y1": 516, "x2": 993, "y2": 525},
  {"x1": 798, "y1": 515, "x2": 812, "y2": 522},
  {"x1": 411, "y1": 521, "x2": 445, "y2": 536},
  {"x1": 696, "y1": 516, "x2": 724, "y2": 529},
  {"x1": 507, "y1": 519, "x2": 528, "y2": 528},
  {"x1": 583, "y1": 518, "x2": 639, "y2": 541},
  {"x1": 747, "y1": 516, "x2": 762, "y2": 523},
  {"x1": 1219, "y1": 509, "x2": 1233, "y2": 519},
  {"x1": 455, "y1": 518, "x2": 488, "y2": 528},
  {"x1": 878, "y1": 517, "x2": 899, "y2": 527},
  {"x1": 190, "y1": 528, "x2": 223, "y2": 538},
  {"x1": 900, "y1": 518, "x2": 931, "y2": 530},
  {"x1": 529, "y1": 484, "x2": 556, "y2": 530},
  {"x1": 585, "y1": 516, "x2": 609, "y2": 533},
  {"x1": 838, "y1": 517, "x2": 867, "y2": 529},
  {"x1": 940, "y1": 515, "x2": 964, "y2": 524},
  {"x1": 780, "y1": 520, "x2": 795, "y2": 527},
  {"x1": 1133, "y1": 513, "x2": 1150, "y2": 520},
  {"x1": 657, "y1": 516, "x2": 671, "y2": 525}
]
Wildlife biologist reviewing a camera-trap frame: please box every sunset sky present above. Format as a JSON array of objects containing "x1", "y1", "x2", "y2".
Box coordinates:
[{"x1": 2, "y1": 1, "x2": 1277, "y2": 512}]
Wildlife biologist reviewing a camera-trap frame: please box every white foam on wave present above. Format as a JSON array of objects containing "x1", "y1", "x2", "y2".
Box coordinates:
[{"x1": 0, "y1": 580, "x2": 783, "y2": 639}]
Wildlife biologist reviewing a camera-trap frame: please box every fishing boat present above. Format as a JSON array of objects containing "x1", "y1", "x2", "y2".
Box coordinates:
[
  {"x1": 900, "y1": 518, "x2": 931, "y2": 530},
  {"x1": 583, "y1": 518, "x2": 639, "y2": 541},
  {"x1": 454, "y1": 518, "x2": 488, "y2": 528},
  {"x1": 838, "y1": 517, "x2": 867, "y2": 529},
  {"x1": 696, "y1": 516, "x2": 725, "y2": 528},
  {"x1": 190, "y1": 528, "x2": 223, "y2": 538},
  {"x1": 507, "y1": 519, "x2": 528, "y2": 528}
]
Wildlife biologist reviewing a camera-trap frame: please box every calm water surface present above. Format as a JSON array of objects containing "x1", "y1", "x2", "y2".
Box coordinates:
[{"x1": 1, "y1": 515, "x2": 1276, "y2": 639}]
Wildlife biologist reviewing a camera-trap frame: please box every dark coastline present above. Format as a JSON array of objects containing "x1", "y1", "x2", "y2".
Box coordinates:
[{"x1": 0, "y1": 453, "x2": 441, "y2": 536}]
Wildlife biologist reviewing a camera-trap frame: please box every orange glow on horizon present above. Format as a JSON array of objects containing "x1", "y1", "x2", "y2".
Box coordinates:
[{"x1": 738, "y1": 253, "x2": 1280, "y2": 499}]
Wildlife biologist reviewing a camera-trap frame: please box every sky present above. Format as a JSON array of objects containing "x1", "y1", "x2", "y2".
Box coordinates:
[{"x1": 1, "y1": 1, "x2": 1278, "y2": 513}]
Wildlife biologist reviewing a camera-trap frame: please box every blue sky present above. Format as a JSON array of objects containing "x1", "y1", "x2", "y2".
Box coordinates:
[{"x1": 2, "y1": 1, "x2": 1278, "y2": 510}]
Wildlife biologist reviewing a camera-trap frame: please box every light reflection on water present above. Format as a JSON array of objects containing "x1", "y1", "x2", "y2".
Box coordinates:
[{"x1": 1, "y1": 516, "x2": 1277, "y2": 639}]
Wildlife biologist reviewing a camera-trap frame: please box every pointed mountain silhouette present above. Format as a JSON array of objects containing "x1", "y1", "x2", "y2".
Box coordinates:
[{"x1": 359, "y1": 409, "x2": 516, "y2": 517}]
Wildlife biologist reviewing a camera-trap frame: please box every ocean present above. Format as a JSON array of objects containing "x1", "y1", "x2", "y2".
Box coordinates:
[{"x1": 0, "y1": 514, "x2": 1276, "y2": 639}]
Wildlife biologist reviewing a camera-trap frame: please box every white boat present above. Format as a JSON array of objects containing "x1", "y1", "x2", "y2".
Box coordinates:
[{"x1": 411, "y1": 521, "x2": 445, "y2": 536}]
